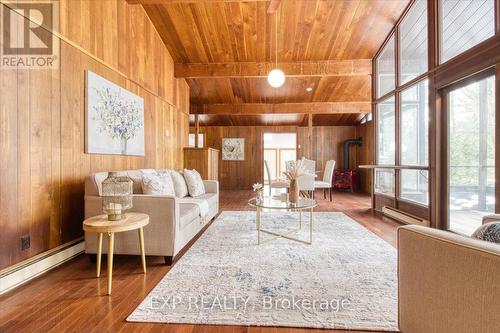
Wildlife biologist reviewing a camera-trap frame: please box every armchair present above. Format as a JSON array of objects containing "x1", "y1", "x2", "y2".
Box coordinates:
[
  {"x1": 398, "y1": 225, "x2": 500, "y2": 332},
  {"x1": 482, "y1": 214, "x2": 500, "y2": 224}
]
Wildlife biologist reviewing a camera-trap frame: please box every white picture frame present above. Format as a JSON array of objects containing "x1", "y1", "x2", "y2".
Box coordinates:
[
  {"x1": 222, "y1": 138, "x2": 245, "y2": 160},
  {"x1": 85, "y1": 70, "x2": 145, "y2": 156}
]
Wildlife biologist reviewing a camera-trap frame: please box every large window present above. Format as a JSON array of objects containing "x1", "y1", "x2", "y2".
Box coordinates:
[
  {"x1": 399, "y1": 0, "x2": 427, "y2": 84},
  {"x1": 375, "y1": 169, "x2": 395, "y2": 196},
  {"x1": 400, "y1": 80, "x2": 429, "y2": 166},
  {"x1": 376, "y1": 35, "x2": 395, "y2": 98},
  {"x1": 377, "y1": 96, "x2": 395, "y2": 165},
  {"x1": 439, "y1": 0, "x2": 495, "y2": 64},
  {"x1": 375, "y1": 97, "x2": 395, "y2": 196},
  {"x1": 400, "y1": 79, "x2": 429, "y2": 205},
  {"x1": 188, "y1": 133, "x2": 204, "y2": 147},
  {"x1": 401, "y1": 170, "x2": 429, "y2": 205},
  {"x1": 372, "y1": 0, "x2": 498, "y2": 223},
  {"x1": 448, "y1": 75, "x2": 495, "y2": 235}
]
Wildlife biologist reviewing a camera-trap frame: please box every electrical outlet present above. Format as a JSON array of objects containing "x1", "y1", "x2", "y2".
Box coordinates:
[{"x1": 21, "y1": 235, "x2": 30, "y2": 251}]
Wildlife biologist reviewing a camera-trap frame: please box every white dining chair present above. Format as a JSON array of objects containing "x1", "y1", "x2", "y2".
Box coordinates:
[
  {"x1": 301, "y1": 158, "x2": 316, "y2": 175},
  {"x1": 314, "y1": 160, "x2": 336, "y2": 201},
  {"x1": 264, "y1": 160, "x2": 289, "y2": 196},
  {"x1": 297, "y1": 173, "x2": 316, "y2": 199}
]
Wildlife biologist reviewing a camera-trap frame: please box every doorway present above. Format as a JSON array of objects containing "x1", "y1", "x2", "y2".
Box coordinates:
[{"x1": 263, "y1": 133, "x2": 297, "y2": 192}]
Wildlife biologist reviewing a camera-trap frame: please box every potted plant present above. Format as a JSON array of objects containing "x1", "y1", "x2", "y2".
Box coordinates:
[{"x1": 253, "y1": 183, "x2": 264, "y2": 203}]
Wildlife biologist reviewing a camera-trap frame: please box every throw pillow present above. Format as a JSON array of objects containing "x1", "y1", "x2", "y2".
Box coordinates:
[
  {"x1": 471, "y1": 222, "x2": 500, "y2": 244},
  {"x1": 141, "y1": 172, "x2": 175, "y2": 196},
  {"x1": 170, "y1": 170, "x2": 189, "y2": 198},
  {"x1": 183, "y1": 169, "x2": 205, "y2": 197}
]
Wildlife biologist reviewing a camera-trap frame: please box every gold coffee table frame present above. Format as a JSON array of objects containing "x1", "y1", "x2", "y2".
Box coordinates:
[{"x1": 248, "y1": 197, "x2": 317, "y2": 245}]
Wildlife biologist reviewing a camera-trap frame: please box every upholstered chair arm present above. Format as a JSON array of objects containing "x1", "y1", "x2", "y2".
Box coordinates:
[
  {"x1": 482, "y1": 214, "x2": 500, "y2": 225},
  {"x1": 398, "y1": 225, "x2": 500, "y2": 333},
  {"x1": 203, "y1": 180, "x2": 219, "y2": 194}
]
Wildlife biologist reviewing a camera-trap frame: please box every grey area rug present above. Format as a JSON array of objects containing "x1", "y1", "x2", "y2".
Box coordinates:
[{"x1": 128, "y1": 211, "x2": 398, "y2": 331}]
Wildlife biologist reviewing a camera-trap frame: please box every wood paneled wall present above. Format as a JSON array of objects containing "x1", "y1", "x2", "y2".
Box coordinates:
[
  {"x1": 194, "y1": 126, "x2": 365, "y2": 190},
  {"x1": 196, "y1": 126, "x2": 294, "y2": 190},
  {"x1": 0, "y1": 1, "x2": 189, "y2": 270},
  {"x1": 297, "y1": 126, "x2": 358, "y2": 178}
]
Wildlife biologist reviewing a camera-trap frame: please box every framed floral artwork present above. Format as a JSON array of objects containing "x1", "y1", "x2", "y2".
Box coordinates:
[
  {"x1": 85, "y1": 70, "x2": 145, "y2": 156},
  {"x1": 222, "y1": 138, "x2": 244, "y2": 160}
]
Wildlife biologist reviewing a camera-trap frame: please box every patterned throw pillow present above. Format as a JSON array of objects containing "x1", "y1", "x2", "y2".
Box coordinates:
[
  {"x1": 170, "y1": 170, "x2": 189, "y2": 198},
  {"x1": 141, "y1": 172, "x2": 175, "y2": 196},
  {"x1": 471, "y1": 222, "x2": 500, "y2": 244},
  {"x1": 183, "y1": 169, "x2": 205, "y2": 197}
]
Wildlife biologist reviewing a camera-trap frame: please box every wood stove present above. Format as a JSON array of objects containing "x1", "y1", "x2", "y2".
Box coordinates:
[
  {"x1": 333, "y1": 169, "x2": 359, "y2": 192},
  {"x1": 333, "y1": 138, "x2": 362, "y2": 192}
]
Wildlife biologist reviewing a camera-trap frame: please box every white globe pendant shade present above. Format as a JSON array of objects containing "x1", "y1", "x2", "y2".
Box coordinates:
[{"x1": 267, "y1": 69, "x2": 285, "y2": 88}]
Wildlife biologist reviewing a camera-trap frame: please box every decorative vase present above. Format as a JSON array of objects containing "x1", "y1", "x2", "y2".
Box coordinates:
[
  {"x1": 257, "y1": 189, "x2": 264, "y2": 203},
  {"x1": 289, "y1": 179, "x2": 300, "y2": 204}
]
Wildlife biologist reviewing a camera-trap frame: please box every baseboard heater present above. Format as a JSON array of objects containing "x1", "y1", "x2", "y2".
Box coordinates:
[
  {"x1": 382, "y1": 206, "x2": 430, "y2": 227},
  {"x1": 0, "y1": 238, "x2": 85, "y2": 295}
]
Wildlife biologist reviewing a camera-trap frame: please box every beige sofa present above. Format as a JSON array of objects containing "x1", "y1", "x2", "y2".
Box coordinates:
[
  {"x1": 398, "y1": 224, "x2": 500, "y2": 333},
  {"x1": 84, "y1": 169, "x2": 219, "y2": 264}
]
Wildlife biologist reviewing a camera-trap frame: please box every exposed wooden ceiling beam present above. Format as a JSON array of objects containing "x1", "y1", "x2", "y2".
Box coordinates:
[
  {"x1": 267, "y1": 0, "x2": 281, "y2": 13},
  {"x1": 190, "y1": 102, "x2": 371, "y2": 115},
  {"x1": 127, "y1": 0, "x2": 268, "y2": 4},
  {"x1": 175, "y1": 60, "x2": 372, "y2": 78}
]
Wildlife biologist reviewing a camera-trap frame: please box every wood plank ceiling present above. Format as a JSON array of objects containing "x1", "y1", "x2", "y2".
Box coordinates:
[{"x1": 133, "y1": 0, "x2": 410, "y2": 126}]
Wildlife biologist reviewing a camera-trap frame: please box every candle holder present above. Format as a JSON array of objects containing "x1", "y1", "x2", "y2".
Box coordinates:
[{"x1": 102, "y1": 171, "x2": 133, "y2": 221}]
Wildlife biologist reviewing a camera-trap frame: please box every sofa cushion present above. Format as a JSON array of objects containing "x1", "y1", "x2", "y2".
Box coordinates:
[
  {"x1": 128, "y1": 170, "x2": 146, "y2": 194},
  {"x1": 183, "y1": 169, "x2": 205, "y2": 197},
  {"x1": 141, "y1": 172, "x2": 175, "y2": 196},
  {"x1": 472, "y1": 222, "x2": 500, "y2": 244},
  {"x1": 182, "y1": 192, "x2": 217, "y2": 208},
  {"x1": 170, "y1": 170, "x2": 189, "y2": 198},
  {"x1": 179, "y1": 204, "x2": 200, "y2": 229}
]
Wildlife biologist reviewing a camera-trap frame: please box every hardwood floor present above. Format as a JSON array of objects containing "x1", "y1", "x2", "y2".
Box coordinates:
[{"x1": 0, "y1": 190, "x2": 402, "y2": 333}]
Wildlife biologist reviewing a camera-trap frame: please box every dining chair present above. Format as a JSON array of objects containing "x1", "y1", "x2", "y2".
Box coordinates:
[
  {"x1": 264, "y1": 160, "x2": 289, "y2": 196},
  {"x1": 301, "y1": 158, "x2": 316, "y2": 175},
  {"x1": 314, "y1": 160, "x2": 336, "y2": 201},
  {"x1": 297, "y1": 173, "x2": 316, "y2": 199}
]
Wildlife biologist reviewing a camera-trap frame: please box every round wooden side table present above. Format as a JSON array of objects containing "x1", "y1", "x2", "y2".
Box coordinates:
[{"x1": 83, "y1": 212, "x2": 149, "y2": 295}]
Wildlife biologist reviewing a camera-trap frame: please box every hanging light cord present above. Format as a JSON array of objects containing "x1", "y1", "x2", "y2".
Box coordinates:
[{"x1": 275, "y1": 8, "x2": 279, "y2": 68}]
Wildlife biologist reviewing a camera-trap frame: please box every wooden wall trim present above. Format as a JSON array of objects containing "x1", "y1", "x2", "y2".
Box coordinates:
[
  {"x1": 174, "y1": 60, "x2": 372, "y2": 78},
  {"x1": 190, "y1": 102, "x2": 371, "y2": 115},
  {"x1": 434, "y1": 35, "x2": 500, "y2": 89}
]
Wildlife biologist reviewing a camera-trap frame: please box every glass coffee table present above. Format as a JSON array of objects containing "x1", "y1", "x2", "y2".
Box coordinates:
[{"x1": 248, "y1": 197, "x2": 317, "y2": 245}]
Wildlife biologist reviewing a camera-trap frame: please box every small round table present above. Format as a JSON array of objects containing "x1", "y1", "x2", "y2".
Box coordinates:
[
  {"x1": 248, "y1": 197, "x2": 317, "y2": 245},
  {"x1": 83, "y1": 213, "x2": 149, "y2": 295}
]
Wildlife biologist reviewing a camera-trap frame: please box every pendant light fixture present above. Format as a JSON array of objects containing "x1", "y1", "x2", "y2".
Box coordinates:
[{"x1": 267, "y1": 7, "x2": 285, "y2": 88}]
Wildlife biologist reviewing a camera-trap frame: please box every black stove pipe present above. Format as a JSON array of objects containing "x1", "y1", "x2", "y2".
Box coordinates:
[{"x1": 343, "y1": 137, "x2": 363, "y2": 170}]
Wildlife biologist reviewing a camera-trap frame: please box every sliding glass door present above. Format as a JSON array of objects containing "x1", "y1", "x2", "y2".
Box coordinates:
[{"x1": 447, "y1": 74, "x2": 495, "y2": 235}]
